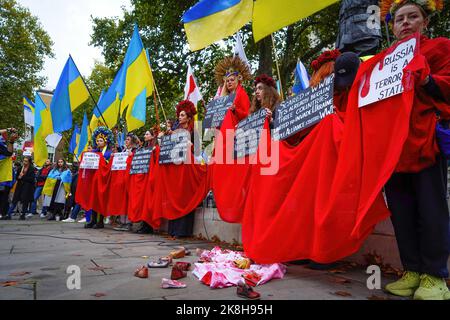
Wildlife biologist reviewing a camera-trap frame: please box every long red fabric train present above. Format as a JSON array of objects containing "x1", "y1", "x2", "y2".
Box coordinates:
[{"x1": 239, "y1": 37, "x2": 437, "y2": 265}]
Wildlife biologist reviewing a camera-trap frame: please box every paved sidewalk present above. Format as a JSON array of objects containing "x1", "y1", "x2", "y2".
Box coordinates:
[{"x1": 0, "y1": 218, "x2": 404, "y2": 300}]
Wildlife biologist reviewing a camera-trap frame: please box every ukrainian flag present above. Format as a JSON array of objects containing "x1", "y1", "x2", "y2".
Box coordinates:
[
  {"x1": 23, "y1": 97, "x2": 35, "y2": 127},
  {"x1": 61, "y1": 169, "x2": 72, "y2": 195},
  {"x1": 182, "y1": 0, "x2": 253, "y2": 52},
  {"x1": 34, "y1": 93, "x2": 53, "y2": 167},
  {"x1": 94, "y1": 66, "x2": 124, "y2": 130},
  {"x1": 50, "y1": 56, "x2": 90, "y2": 133},
  {"x1": 42, "y1": 169, "x2": 62, "y2": 197},
  {"x1": 77, "y1": 112, "x2": 90, "y2": 158},
  {"x1": 0, "y1": 137, "x2": 12, "y2": 183},
  {"x1": 115, "y1": 25, "x2": 154, "y2": 131},
  {"x1": 69, "y1": 125, "x2": 80, "y2": 154}
]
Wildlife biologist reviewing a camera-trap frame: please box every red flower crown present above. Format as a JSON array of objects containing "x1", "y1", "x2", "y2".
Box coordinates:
[
  {"x1": 255, "y1": 74, "x2": 277, "y2": 89},
  {"x1": 311, "y1": 49, "x2": 342, "y2": 72},
  {"x1": 176, "y1": 100, "x2": 197, "y2": 119}
]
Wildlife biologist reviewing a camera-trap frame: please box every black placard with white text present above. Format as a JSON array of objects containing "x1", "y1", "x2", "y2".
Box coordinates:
[
  {"x1": 234, "y1": 108, "x2": 267, "y2": 159},
  {"x1": 273, "y1": 75, "x2": 334, "y2": 141}
]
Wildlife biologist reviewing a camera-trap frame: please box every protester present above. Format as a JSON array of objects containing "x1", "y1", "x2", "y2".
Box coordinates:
[
  {"x1": 30, "y1": 159, "x2": 52, "y2": 218},
  {"x1": 0, "y1": 128, "x2": 18, "y2": 158},
  {"x1": 378, "y1": 0, "x2": 450, "y2": 300},
  {"x1": 62, "y1": 163, "x2": 80, "y2": 223},
  {"x1": 167, "y1": 100, "x2": 198, "y2": 239},
  {"x1": 215, "y1": 56, "x2": 251, "y2": 125},
  {"x1": 5, "y1": 156, "x2": 35, "y2": 220},
  {"x1": 250, "y1": 74, "x2": 281, "y2": 126},
  {"x1": 134, "y1": 128, "x2": 158, "y2": 234},
  {"x1": 43, "y1": 159, "x2": 71, "y2": 221},
  {"x1": 0, "y1": 129, "x2": 18, "y2": 219},
  {"x1": 85, "y1": 127, "x2": 113, "y2": 229}
]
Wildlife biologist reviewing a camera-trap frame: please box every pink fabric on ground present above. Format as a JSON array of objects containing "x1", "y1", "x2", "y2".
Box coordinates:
[{"x1": 193, "y1": 247, "x2": 286, "y2": 289}]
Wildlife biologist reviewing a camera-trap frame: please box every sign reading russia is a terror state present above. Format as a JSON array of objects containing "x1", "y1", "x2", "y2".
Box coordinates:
[
  {"x1": 359, "y1": 34, "x2": 418, "y2": 108},
  {"x1": 129, "y1": 148, "x2": 152, "y2": 175}
]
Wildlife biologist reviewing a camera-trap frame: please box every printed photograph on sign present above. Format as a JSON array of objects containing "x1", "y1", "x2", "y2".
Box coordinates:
[
  {"x1": 273, "y1": 75, "x2": 335, "y2": 141},
  {"x1": 80, "y1": 152, "x2": 100, "y2": 169},
  {"x1": 358, "y1": 35, "x2": 417, "y2": 108},
  {"x1": 111, "y1": 152, "x2": 129, "y2": 171}
]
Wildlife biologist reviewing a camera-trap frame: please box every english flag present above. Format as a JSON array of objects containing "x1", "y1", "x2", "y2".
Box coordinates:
[{"x1": 184, "y1": 63, "x2": 203, "y2": 106}]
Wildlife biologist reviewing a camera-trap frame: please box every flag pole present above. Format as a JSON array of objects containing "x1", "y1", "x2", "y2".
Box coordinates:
[
  {"x1": 271, "y1": 34, "x2": 285, "y2": 101},
  {"x1": 69, "y1": 55, "x2": 109, "y2": 128},
  {"x1": 62, "y1": 133, "x2": 80, "y2": 163}
]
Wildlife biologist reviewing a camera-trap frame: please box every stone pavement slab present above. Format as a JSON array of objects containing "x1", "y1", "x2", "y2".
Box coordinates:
[{"x1": 0, "y1": 218, "x2": 404, "y2": 300}]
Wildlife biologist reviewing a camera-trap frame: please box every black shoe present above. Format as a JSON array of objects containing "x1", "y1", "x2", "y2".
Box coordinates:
[
  {"x1": 19, "y1": 214, "x2": 26, "y2": 221},
  {"x1": 47, "y1": 213, "x2": 56, "y2": 221},
  {"x1": 288, "y1": 259, "x2": 311, "y2": 265},
  {"x1": 93, "y1": 222, "x2": 104, "y2": 229}
]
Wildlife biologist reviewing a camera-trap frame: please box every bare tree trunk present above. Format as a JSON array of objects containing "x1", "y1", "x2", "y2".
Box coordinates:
[{"x1": 257, "y1": 36, "x2": 273, "y2": 76}]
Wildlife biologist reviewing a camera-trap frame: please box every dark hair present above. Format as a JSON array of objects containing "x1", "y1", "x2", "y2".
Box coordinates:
[
  {"x1": 54, "y1": 158, "x2": 68, "y2": 171},
  {"x1": 126, "y1": 133, "x2": 138, "y2": 145}
]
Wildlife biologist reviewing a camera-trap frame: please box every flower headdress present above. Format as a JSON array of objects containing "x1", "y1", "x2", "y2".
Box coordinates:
[
  {"x1": 92, "y1": 127, "x2": 113, "y2": 149},
  {"x1": 215, "y1": 56, "x2": 252, "y2": 86},
  {"x1": 176, "y1": 100, "x2": 197, "y2": 119},
  {"x1": 255, "y1": 74, "x2": 277, "y2": 89},
  {"x1": 380, "y1": 0, "x2": 444, "y2": 22},
  {"x1": 311, "y1": 49, "x2": 341, "y2": 72}
]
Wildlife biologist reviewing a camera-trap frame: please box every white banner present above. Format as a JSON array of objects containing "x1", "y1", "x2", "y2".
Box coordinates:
[
  {"x1": 80, "y1": 152, "x2": 100, "y2": 170},
  {"x1": 111, "y1": 152, "x2": 129, "y2": 171},
  {"x1": 359, "y1": 36, "x2": 417, "y2": 108}
]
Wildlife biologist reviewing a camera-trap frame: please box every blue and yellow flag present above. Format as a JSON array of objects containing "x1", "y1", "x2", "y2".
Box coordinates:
[
  {"x1": 115, "y1": 25, "x2": 154, "y2": 131},
  {"x1": 78, "y1": 112, "x2": 90, "y2": 158},
  {"x1": 60, "y1": 169, "x2": 72, "y2": 195},
  {"x1": 93, "y1": 66, "x2": 124, "y2": 130},
  {"x1": 182, "y1": 0, "x2": 253, "y2": 51},
  {"x1": 23, "y1": 96, "x2": 35, "y2": 127},
  {"x1": 42, "y1": 168, "x2": 62, "y2": 196},
  {"x1": 69, "y1": 125, "x2": 80, "y2": 154},
  {"x1": 50, "y1": 56, "x2": 90, "y2": 133},
  {"x1": 34, "y1": 93, "x2": 53, "y2": 167}
]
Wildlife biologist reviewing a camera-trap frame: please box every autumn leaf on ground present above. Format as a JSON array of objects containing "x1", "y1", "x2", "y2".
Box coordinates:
[
  {"x1": 329, "y1": 277, "x2": 351, "y2": 285},
  {"x1": 91, "y1": 293, "x2": 107, "y2": 298},
  {"x1": 2, "y1": 281, "x2": 19, "y2": 287},
  {"x1": 9, "y1": 271, "x2": 31, "y2": 277},
  {"x1": 334, "y1": 291, "x2": 352, "y2": 297}
]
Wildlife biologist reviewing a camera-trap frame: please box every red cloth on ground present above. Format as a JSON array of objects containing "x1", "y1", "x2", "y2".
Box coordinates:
[
  {"x1": 395, "y1": 35, "x2": 450, "y2": 173},
  {"x1": 234, "y1": 39, "x2": 425, "y2": 264},
  {"x1": 105, "y1": 153, "x2": 131, "y2": 216},
  {"x1": 152, "y1": 150, "x2": 208, "y2": 222},
  {"x1": 88, "y1": 155, "x2": 111, "y2": 214},
  {"x1": 126, "y1": 150, "x2": 152, "y2": 223},
  {"x1": 75, "y1": 152, "x2": 107, "y2": 211}
]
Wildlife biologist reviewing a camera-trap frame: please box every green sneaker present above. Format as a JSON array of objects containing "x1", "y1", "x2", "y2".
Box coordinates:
[
  {"x1": 413, "y1": 274, "x2": 450, "y2": 300},
  {"x1": 385, "y1": 271, "x2": 420, "y2": 297}
]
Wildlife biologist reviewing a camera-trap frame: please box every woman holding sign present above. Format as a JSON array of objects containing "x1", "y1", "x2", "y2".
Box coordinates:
[
  {"x1": 379, "y1": 0, "x2": 450, "y2": 300},
  {"x1": 166, "y1": 100, "x2": 200, "y2": 239},
  {"x1": 215, "y1": 56, "x2": 251, "y2": 125},
  {"x1": 85, "y1": 127, "x2": 113, "y2": 229},
  {"x1": 250, "y1": 74, "x2": 281, "y2": 125}
]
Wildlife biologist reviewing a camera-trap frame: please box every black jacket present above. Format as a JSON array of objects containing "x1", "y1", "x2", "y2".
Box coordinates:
[{"x1": 12, "y1": 166, "x2": 36, "y2": 204}]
